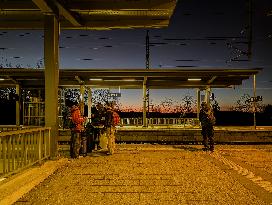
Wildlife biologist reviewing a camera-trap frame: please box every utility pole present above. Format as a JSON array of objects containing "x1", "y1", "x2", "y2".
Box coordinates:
[
  {"x1": 145, "y1": 30, "x2": 150, "y2": 127},
  {"x1": 253, "y1": 74, "x2": 256, "y2": 129},
  {"x1": 247, "y1": 0, "x2": 253, "y2": 60}
]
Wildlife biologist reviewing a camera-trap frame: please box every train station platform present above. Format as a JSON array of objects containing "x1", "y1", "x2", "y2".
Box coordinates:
[
  {"x1": 1, "y1": 144, "x2": 272, "y2": 205},
  {"x1": 58, "y1": 126, "x2": 272, "y2": 145}
]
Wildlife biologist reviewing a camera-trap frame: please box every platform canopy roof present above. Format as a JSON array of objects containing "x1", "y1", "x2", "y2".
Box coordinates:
[
  {"x1": 0, "y1": 0, "x2": 177, "y2": 30},
  {"x1": 0, "y1": 68, "x2": 262, "y2": 89}
]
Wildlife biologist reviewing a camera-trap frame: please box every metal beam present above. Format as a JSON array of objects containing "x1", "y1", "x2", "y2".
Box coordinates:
[
  {"x1": 32, "y1": 0, "x2": 82, "y2": 26},
  {"x1": 207, "y1": 76, "x2": 217, "y2": 84},
  {"x1": 75, "y1": 75, "x2": 84, "y2": 84},
  {"x1": 0, "y1": 9, "x2": 170, "y2": 19},
  {"x1": 0, "y1": 0, "x2": 175, "y2": 11},
  {"x1": 7, "y1": 76, "x2": 19, "y2": 84},
  {"x1": 0, "y1": 68, "x2": 261, "y2": 89},
  {"x1": 66, "y1": 0, "x2": 176, "y2": 10},
  {"x1": 0, "y1": 68, "x2": 262, "y2": 76},
  {"x1": 32, "y1": 0, "x2": 58, "y2": 14},
  {"x1": 0, "y1": 19, "x2": 169, "y2": 30},
  {"x1": 54, "y1": 0, "x2": 82, "y2": 26},
  {"x1": 80, "y1": 10, "x2": 171, "y2": 17}
]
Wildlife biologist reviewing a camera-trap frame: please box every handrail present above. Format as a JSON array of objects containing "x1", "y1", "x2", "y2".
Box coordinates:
[
  {"x1": 120, "y1": 117, "x2": 200, "y2": 127},
  {"x1": 0, "y1": 125, "x2": 40, "y2": 132},
  {"x1": 0, "y1": 127, "x2": 51, "y2": 178}
]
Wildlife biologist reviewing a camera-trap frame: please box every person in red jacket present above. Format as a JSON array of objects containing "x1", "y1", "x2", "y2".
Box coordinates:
[{"x1": 70, "y1": 103, "x2": 85, "y2": 158}]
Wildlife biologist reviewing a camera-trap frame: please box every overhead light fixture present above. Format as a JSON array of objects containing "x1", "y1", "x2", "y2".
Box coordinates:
[
  {"x1": 89, "y1": 78, "x2": 103, "y2": 81},
  {"x1": 123, "y1": 79, "x2": 136, "y2": 81},
  {"x1": 188, "y1": 78, "x2": 201, "y2": 81},
  {"x1": 0, "y1": 78, "x2": 5, "y2": 81},
  {"x1": 104, "y1": 80, "x2": 119, "y2": 82}
]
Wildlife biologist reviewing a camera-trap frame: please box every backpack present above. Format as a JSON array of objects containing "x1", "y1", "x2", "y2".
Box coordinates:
[
  {"x1": 112, "y1": 111, "x2": 120, "y2": 126},
  {"x1": 208, "y1": 110, "x2": 216, "y2": 125}
]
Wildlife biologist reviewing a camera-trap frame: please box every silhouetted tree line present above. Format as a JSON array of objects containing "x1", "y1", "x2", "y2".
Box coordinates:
[{"x1": 0, "y1": 57, "x2": 44, "y2": 69}]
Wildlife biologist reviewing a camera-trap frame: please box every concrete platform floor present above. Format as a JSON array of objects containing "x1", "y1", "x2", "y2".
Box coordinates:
[{"x1": 5, "y1": 145, "x2": 272, "y2": 204}]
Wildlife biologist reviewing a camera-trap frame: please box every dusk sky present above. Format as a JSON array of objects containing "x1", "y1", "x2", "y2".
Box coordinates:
[{"x1": 0, "y1": 0, "x2": 271, "y2": 110}]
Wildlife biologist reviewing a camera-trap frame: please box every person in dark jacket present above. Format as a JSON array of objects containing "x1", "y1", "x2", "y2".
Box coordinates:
[
  {"x1": 199, "y1": 102, "x2": 216, "y2": 152},
  {"x1": 91, "y1": 103, "x2": 106, "y2": 150}
]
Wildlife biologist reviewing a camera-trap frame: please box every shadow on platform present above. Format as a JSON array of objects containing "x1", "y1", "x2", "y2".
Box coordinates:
[{"x1": 173, "y1": 145, "x2": 203, "y2": 152}]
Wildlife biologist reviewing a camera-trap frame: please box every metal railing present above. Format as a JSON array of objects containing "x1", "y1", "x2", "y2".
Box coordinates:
[
  {"x1": 0, "y1": 125, "x2": 26, "y2": 132},
  {"x1": 0, "y1": 127, "x2": 51, "y2": 177},
  {"x1": 120, "y1": 117, "x2": 200, "y2": 127},
  {"x1": 0, "y1": 125, "x2": 42, "y2": 132}
]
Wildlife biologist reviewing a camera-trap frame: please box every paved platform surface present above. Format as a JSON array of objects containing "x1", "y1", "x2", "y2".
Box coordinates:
[{"x1": 7, "y1": 145, "x2": 272, "y2": 204}]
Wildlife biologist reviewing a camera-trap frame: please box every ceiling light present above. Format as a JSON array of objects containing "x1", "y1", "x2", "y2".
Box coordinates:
[
  {"x1": 104, "y1": 80, "x2": 119, "y2": 82},
  {"x1": 89, "y1": 78, "x2": 103, "y2": 81},
  {"x1": 0, "y1": 78, "x2": 5, "y2": 81},
  {"x1": 123, "y1": 79, "x2": 136, "y2": 81},
  {"x1": 188, "y1": 78, "x2": 201, "y2": 81}
]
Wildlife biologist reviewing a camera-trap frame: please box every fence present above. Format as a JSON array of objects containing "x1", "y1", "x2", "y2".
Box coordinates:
[
  {"x1": 0, "y1": 125, "x2": 26, "y2": 132},
  {"x1": 120, "y1": 118, "x2": 200, "y2": 127},
  {"x1": 0, "y1": 127, "x2": 51, "y2": 177}
]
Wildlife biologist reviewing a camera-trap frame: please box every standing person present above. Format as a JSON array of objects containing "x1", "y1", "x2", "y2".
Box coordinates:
[
  {"x1": 91, "y1": 103, "x2": 106, "y2": 150},
  {"x1": 199, "y1": 102, "x2": 216, "y2": 152},
  {"x1": 70, "y1": 103, "x2": 85, "y2": 158},
  {"x1": 104, "y1": 102, "x2": 120, "y2": 155}
]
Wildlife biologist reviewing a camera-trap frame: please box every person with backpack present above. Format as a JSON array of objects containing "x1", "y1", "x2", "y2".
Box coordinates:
[
  {"x1": 104, "y1": 102, "x2": 120, "y2": 155},
  {"x1": 199, "y1": 102, "x2": 216, "y2": 152}
]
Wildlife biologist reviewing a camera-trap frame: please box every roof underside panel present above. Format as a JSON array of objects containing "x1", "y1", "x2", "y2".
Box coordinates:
[
  {"x1": 0, "y1": 68, "x2": 262, "y2": 89},
  {"x1": 0, "y1": 0, "x2": 177, "y2": 29}
]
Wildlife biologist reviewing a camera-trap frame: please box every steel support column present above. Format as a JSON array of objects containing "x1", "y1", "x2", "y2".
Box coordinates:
[
  {"x1": 44, "y1": 15, "x2": 59, "y2": 157},
  {"x1": 205, "y1": 87, "x2": 211, "y2": 106},
  {"x1": 143, "y1": 76, "x2": 147, "y2": 127},
  {"x1": 87, "y1": 87, "x2": 92, "y2": 122},
  {"x1": 15, "y1": 84, "x2": 21, "y2": 126},
  {"x1": 196, "y1": 88, "x2": 200, "y2": 120},
  {"x1": 253, "y1": 74, "x2": 256, "y2": 129},
  {"x1": 145, "y1": 30, "x2": 150, "y2": 120},
  {"x1": 79, "y1": 84, "x2": 85, "y2": 116}
]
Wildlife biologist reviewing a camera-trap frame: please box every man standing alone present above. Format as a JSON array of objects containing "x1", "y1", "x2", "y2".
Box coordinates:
[{"x1": 199, "y1": 102, "x2": 216, "y2": 152}]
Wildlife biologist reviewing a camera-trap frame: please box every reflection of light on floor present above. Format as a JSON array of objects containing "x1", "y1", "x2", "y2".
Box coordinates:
[{"x1": 0, "y1": 178, "x2": 6, "y2": 182}]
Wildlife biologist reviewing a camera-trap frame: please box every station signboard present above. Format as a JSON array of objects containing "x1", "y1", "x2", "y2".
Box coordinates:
[{"x1": 107, "y1": 93, "x2": 121, "y2": 98}]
